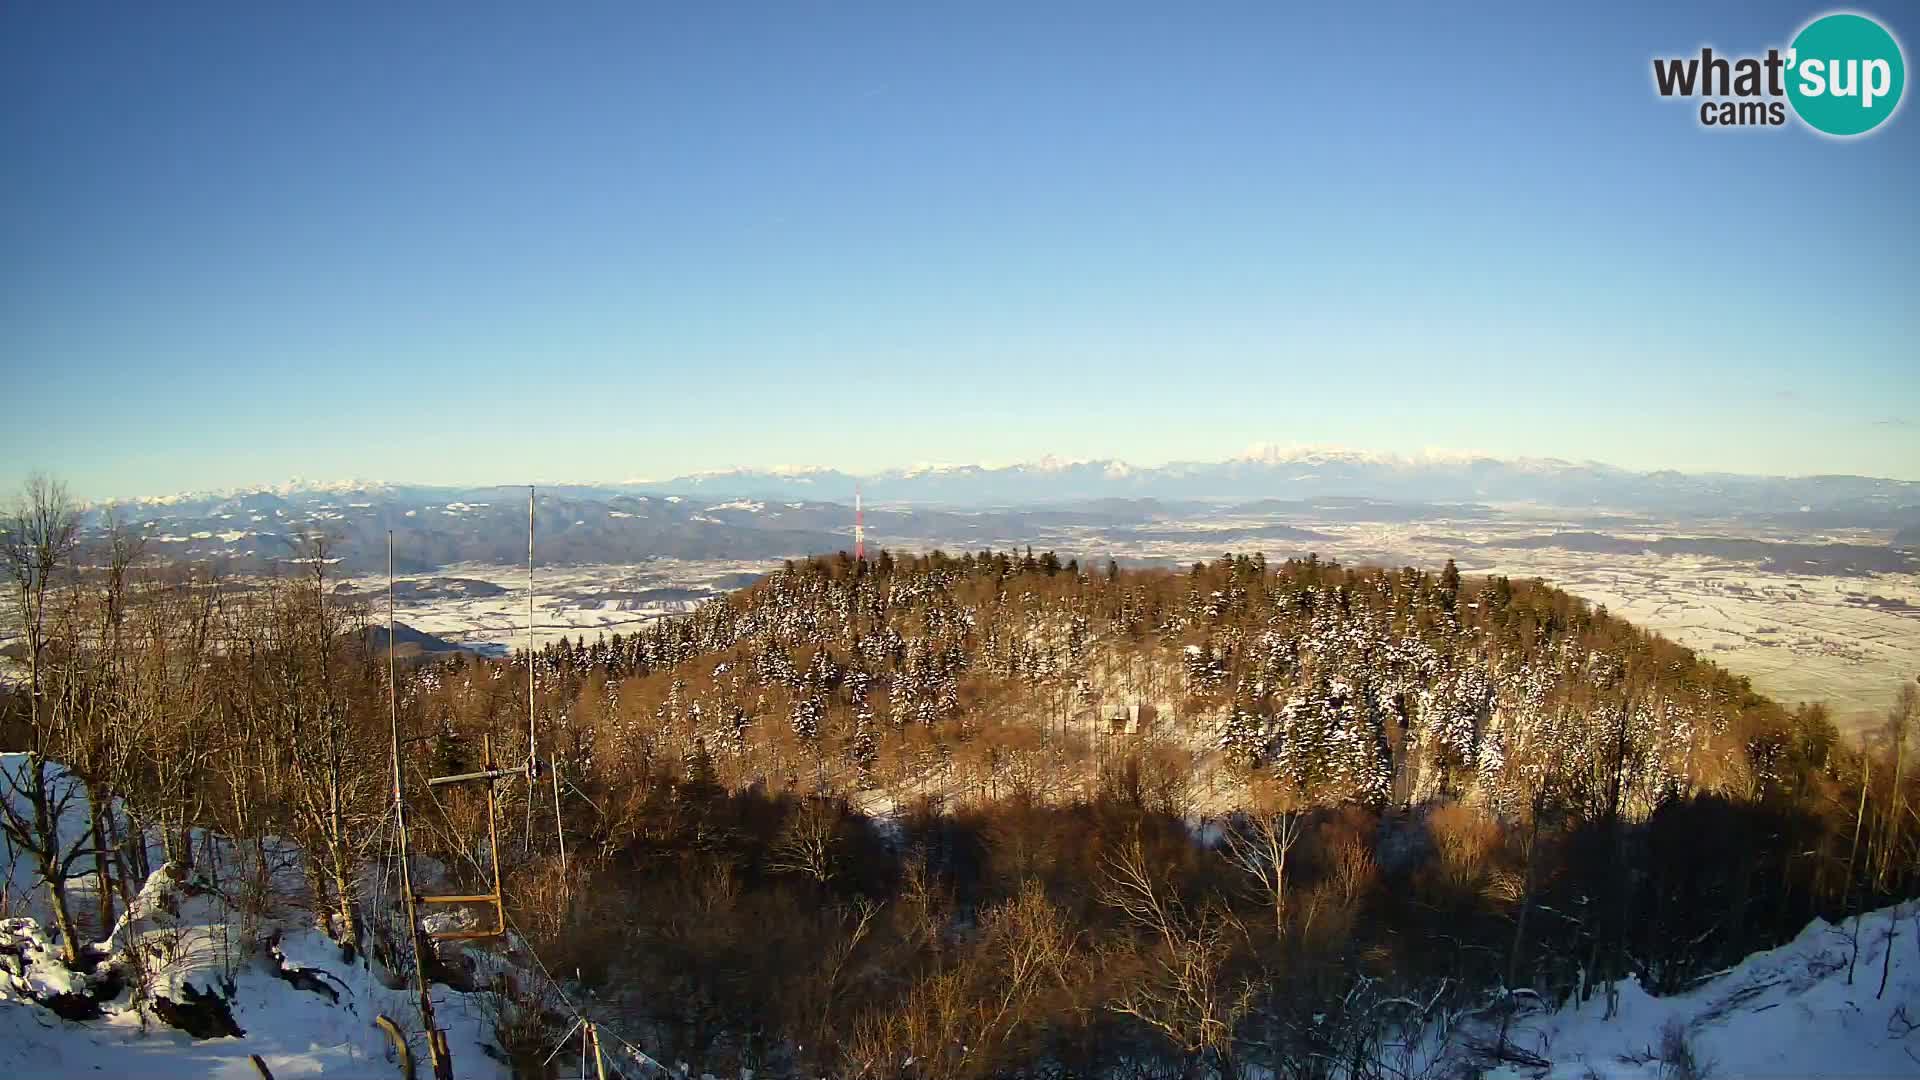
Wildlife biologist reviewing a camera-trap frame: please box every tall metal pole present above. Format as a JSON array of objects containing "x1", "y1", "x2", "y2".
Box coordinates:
[
  {"x1": 552, "y1": 753, "x2": 569, "y2": 901},
  {"x1": 389, "y1": 532, "x2": 452, "y2": 1080},
  {"x1": 526, "y1": 486, "x2": 538, "y2": 848},
  {"x1": 528, "y1": 484, "x2": 536, "y2": 752}
]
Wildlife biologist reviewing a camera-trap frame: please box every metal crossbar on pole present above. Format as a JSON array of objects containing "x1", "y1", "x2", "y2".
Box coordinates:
[
  {"x1": 426, "y1": 765, "x2": 524, "y2": 788},
  {"x1": 383, "y1": 512, "x2": 620, "y2": 1080},
  {"x1": 418, "y1": 732, "x2": 511, "y2": 942}
]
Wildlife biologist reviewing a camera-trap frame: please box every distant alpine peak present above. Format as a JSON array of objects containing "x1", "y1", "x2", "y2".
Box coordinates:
[
  {"x1": 673, "y1": 464, "x2": 838, "y2": 483},
  {"x1": 1022, "y1": 455, "x2": 1106, "y2": 472},
  {"x1": 1232, "y1": 442, "x2": 1482, "y2": 467},
  {"x1": 900, "y1": 461, "x2": 980, "y2": 478},
  {"x1": 114, "y1": 476, "x2": 391, "y2": 508},
  {"x1": 1225, "y1": 442, "x2": 1620, "y2": 473},
  {"x1": 645, "y1": 447, "x2": 1587, "y2": 485},
  {"x1": 263, "y1": 476, "x2": 392, "y2": 496},
  {"x1": 97, "y1": 447, "x2": 1914, "y2": 513}
]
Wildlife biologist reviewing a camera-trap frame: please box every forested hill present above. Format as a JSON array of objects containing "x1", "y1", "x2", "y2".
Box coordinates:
[
  {"x1": 7, "y1": 540, "x2": 1896, "y2": 1080},
  {"x1": 510, "y1": 549, "x2": 1833, "y2": 819}
]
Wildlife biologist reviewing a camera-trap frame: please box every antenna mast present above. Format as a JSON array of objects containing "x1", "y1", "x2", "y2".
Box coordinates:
[
  {"x1": 389, "y1": 532, "x2": 454, "y2": 1080},
  {"x1": 528, "y1": 485, "x2": 536, "y2": 757},
  {"x1": 854, "y1": 486, "x2": 864, "y2": 562},
  {"x1": 525, "y1": 483, "x2": 567, "y2": 883},
  {"x1": 526, "y1": 485, "x2": 541, "y2": 846}
]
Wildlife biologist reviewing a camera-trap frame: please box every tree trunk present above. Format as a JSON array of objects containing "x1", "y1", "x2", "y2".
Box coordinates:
[
  {"x1": 42, "y1": 866, "x2": 83, "y2": 967},
  {"x1": 1846, "y1": 762, "x2": 1869, "y2": 985},
  {"x1": 305, "y1": 857, "x2": 332, "y2": 936},
  {"x1": 122, "y1": 807, "x2": 151, "y2": 884},
  {"x1": 329, "y1": 843, "x2": 360, "y2": 949},
  {"x1": 1879, "y1": 908, "x2": 1898, "y2": 999},
  {"x1": 17, "y1": 754, "x2": 86, "y2": 966},
  {"x1": 1883, "y1": 721, "x2": 1907, "y2": 893},
  {"x1": 90, "y1": 800, "x2": 115, "y2": 934},
  {"x1": 1273, "y1": 834, "x2": 1289, "y2": 941},
  {"x1": 1501, "y1": 799, "x2": 1544, "y2": 1054},
  {"x1": 101, "y1": 805, "x2": 141, "y2": 936},
  {"x1": 168, "y1": 820, "x2": 194, "y2": 871}
]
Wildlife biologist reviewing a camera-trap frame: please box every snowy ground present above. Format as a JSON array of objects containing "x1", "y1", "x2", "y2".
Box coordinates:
[
  {"x1": 1482, "y1": 905, "x2": 1920, "y2": 1079},
  {"x1": 2, "y1": 754, "x2": 515, "y2": 1079},
  {"x1": 331, "y1": 559, "x2": 774, "y2": 654},
  {"x1": 8, "y1": 753, "x2": 1920, "y2": 1077},
  {"x1": 1, "y1": 908, "x2": 510, "y2": 1080}
]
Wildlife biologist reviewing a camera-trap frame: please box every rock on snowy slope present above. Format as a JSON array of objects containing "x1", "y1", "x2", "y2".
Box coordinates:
[{"x1": 1, "y1": 753, "x2": 512, "y2": 1079}]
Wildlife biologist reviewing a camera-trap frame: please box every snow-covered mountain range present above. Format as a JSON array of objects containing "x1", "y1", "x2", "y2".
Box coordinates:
[
  {"x1": 73, "y1": 447, "x2": 1920, "y2": 575},
  {"x1": 648, "y1": 445, "x2": 1919, "y2": 519},
  {"x1": 80, "y1": 486, "x2": 861, "y2": 573},
  {"x1": 110, "y1": 446, "x2": 1920, "y2": 520}
]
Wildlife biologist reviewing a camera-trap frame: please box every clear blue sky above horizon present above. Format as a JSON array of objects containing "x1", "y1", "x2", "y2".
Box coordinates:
[{"x1": 4, "y1": 1, "x2": 1916, "y2": 500}]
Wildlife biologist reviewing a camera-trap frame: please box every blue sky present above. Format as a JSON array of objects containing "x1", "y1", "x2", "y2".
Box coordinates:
[{"x1": 3, "y1": 1, "x2": 1916, "y2": 499}]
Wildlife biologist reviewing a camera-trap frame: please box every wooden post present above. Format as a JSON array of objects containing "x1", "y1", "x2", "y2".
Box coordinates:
[
  {"x1": 388, "y1": 534, "x2": 453, "y2": 1080},
  {"x1": 419, "y1": 727, "x2": 514, "y2": 942},
  {"x1": 590, "y1": 1021, "x2": 609, "y2": 1080},
  {"x1": 375, "y1": 1014, "x2": 416, "y2": 1080},
  {"x1": 553, "y1": 753, "x2": 569, "y2": 903},
  {"x1": 485, "y1": 733, "x2": 506, "y2": 937},
  {"x1": 1847, "y1": 757, "x2": 1870, "y2": 986}
]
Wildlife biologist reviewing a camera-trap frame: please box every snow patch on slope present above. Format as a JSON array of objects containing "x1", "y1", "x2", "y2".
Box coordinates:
[
  {"x1": 1, "y1": 754, "x2": 511, "y2": 1078},
  {"x1": 1485, "y1": 905, "x2": 1920, "y2": 1079}
]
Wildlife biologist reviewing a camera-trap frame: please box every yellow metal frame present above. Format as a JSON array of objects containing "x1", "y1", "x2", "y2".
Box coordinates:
[{"x1": 418, "y1": 733, "x2": 510, "y2": 942}]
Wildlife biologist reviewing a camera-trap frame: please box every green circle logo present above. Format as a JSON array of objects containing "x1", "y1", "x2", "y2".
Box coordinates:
[{"x1": 1786, "y1": 12, "x2": 1905, "y2": 136}]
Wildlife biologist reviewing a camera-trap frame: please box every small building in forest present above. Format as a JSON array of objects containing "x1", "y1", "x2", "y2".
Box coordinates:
[{"x1": 1101, "y1": 702, "x2": 1157, "y2": 735}]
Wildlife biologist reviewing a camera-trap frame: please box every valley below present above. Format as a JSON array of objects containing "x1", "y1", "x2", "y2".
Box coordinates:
[
  {"x1": 12, "y1": 478, "x2": 1918, "y2": 738},
  {"x1": 7, "y1": 472, "x2": 1919, "y2": 1080},
  {"x1": 1065, "y1": 510, "x2": 1920, "y2": 736},
  {"x1": 336, "y1": 502, "x2": 1917, "y2": 738}
]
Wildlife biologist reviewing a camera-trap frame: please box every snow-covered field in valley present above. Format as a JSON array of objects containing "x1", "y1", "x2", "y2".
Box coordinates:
[
  {"x1": 330, "y1": 559, "x2": 774, "y2": 654},
  {"x1": 862, "y1": 510, "x2": 1920, "y2": 739},
  {"x1": 293, "y1": 510, "x2": 1920, "y2": 740},
  {"x1": 4, "y1": 493, "x2": 1914, "y2": 737}
]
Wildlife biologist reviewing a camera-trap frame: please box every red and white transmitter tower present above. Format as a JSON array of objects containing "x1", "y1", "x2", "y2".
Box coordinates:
[{"x1": 854, "y1": 486, "x2": 865, "y2": 561}]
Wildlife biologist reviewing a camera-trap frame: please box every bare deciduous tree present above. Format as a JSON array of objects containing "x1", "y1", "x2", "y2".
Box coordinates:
[
  {"x1": 843, "y1": 878, "x2": 1080, "y2": 1080},
  {"x1": 770, "y1": 796, "x2": 843, "y2": 885},
  {"x1": 1099, "y1": 836, "x2": 1251, "y2": 1079},
  {"x1": 0, "y1": 474, "x2": 90, "y2": 963},
  {"x1": 1220, "y1": 775, "x2": 1310, "y2": 941}
]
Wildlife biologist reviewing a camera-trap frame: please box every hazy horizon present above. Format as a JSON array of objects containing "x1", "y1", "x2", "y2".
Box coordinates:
[
  {"x1": 30, "y1": 438, "x2": 1920, "y2": 506},
  {"x1": 15, "y1": 428, "x2": 1920, "y2": 505}
]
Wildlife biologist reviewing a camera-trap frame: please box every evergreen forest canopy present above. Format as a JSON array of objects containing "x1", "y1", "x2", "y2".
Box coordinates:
[{"x1": 5, "y1": 475, "x2": 1914, "y2": 1080}]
